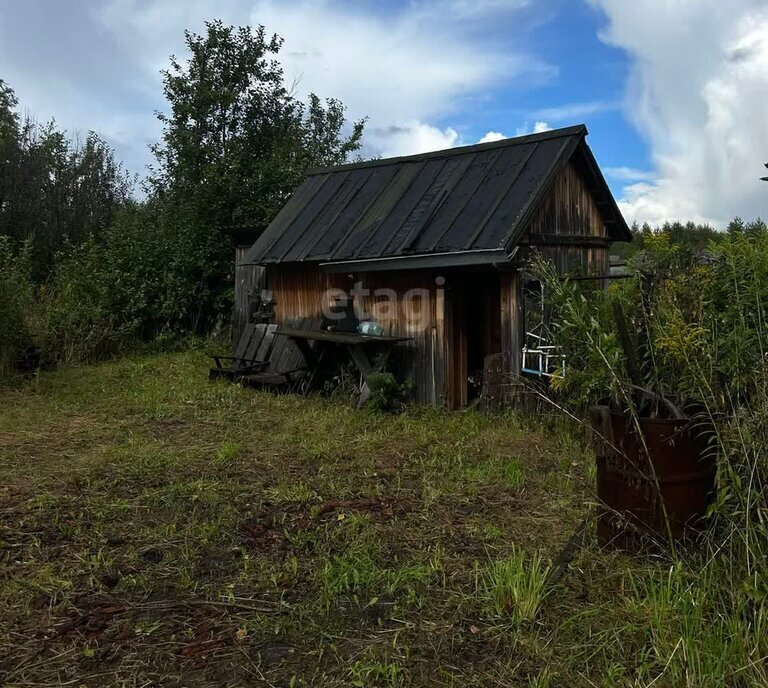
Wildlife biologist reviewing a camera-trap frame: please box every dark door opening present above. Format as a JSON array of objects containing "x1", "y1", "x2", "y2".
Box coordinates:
[
  {"x1": 449, "y1": 272, "x2": 501, "y2": 407},
  {"x1": 465, "y1": 290, "x2": 486, "y2": 401}
]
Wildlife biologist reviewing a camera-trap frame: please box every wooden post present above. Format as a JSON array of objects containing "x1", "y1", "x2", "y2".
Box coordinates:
[{"x1": 500, "y1": 271, "x2": 523, "y2": 404}]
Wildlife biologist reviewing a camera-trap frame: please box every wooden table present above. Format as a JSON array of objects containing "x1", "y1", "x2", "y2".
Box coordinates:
[{"x1": 275, "y1": 328, "x2": 412, "y2": 407}]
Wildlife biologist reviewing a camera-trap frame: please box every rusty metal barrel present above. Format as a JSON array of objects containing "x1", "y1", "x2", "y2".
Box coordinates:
[{"x1": 590, "y1": 405, "x2": 716, "y2": 548}]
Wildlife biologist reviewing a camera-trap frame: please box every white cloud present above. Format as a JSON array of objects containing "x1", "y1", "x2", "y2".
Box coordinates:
[
  {"x1": 370, "y1": 122, "x2": 461, "y2": 158},
  {"x1": 231, "y1": 1, "x2": 552, "y2": 158},
  {"x1": 440, "y1": 0, "x2": 532, "y2": 18},
  {"x1": 516, "y1": 121, "x2": 552, "y2": 136},
  {"x1": 604, "y1": 166, "x2": 656, "y2": 183},
  {"x1": 532, "y1": 100, "x2": 619, "y2": 122},
  {"x1": 372, "y1": 126, "x2": 532, "y2": 159},
  {"x1": 478, "y1": 131, "x2": 507, "y2": 144},
  {"x1": 0, "y1": 1, "x2": 553, "y2": 172},
  {"x1": 589, "y1": 1, "x2": 768, "y2": 226},
  {"x1": 242, "y1": 5, "x2": 507, "y2": 121}
]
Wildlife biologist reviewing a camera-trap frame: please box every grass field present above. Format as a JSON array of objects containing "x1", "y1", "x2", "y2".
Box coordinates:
[{"x1": 0, "y1": 352, "x2": 752, "y2": 686}]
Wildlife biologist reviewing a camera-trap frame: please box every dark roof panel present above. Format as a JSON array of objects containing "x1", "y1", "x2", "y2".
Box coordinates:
[
  {"x1": 303, "y1": 164, "x2": 401, "y2": 261},
  {"x1": 265, "y1": 173, "x2": 346, "y2": 261},
  {"x1": 290, "y1": 169, "x2": 368, "y2": 261},
  {"x1": 334, "y1": 162, "x2": 426, "y2": 259},
  {"x1": 427, "y1": 142, "x2": 537, "y2": 253},
  {"x1": 477, "y1": 135, "x2": 577, "y2": 250},
  {"x1": 245, "y1": 124, "x2": 630, "y2": 265},
  {"x1": 252, "y1": 174, "x2": 328, "y2": 261},
  {"x1": 352, "y1": 160, "x2": 430, "y2": 258},
  {"x1": 410, "y1": 149, "x2": 501, "y2": 253},
  {"x1": 370, "y1": 158, "x2": 448, "y2": 257}
]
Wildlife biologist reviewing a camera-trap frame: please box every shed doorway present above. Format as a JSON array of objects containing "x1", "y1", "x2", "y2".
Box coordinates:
[{"x1": 447, "y1": 272, "x2": 502, "y2": 408}]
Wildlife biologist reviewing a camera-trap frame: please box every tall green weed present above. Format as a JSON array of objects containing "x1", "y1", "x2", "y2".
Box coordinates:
[
  {"x1": 0, "y1": 237, "x2": 33, "y2": 378},
  {"x1": 534, "y1": 228, "x2": 768, "y2": 685}
]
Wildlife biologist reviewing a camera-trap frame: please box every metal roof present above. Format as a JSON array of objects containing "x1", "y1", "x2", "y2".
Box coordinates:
[{"x1": 245, "y1": 124, "x2": 630, "y2": 267}]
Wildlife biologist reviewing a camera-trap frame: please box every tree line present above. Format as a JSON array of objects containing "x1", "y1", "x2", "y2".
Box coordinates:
[{"x1": 611, "y1": 217, "x2": 767, "y2": 261}]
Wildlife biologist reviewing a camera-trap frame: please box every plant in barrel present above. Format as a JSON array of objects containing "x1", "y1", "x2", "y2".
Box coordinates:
[{"x1": 530, "y1": 241, "x2": 717, "y2": 550}]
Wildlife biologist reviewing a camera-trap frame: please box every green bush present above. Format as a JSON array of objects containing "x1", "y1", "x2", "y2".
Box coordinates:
[
  {"x1": 34, "y1": 241, "x2": 126, "y2": 365},
  {"x1": 0, "y1": 237, "x2": 34, "y2": 379},
  {"x1": 533, "y1": 228, "x2": 768, "y2": 683},
  {"x1": 366, "y1": 371, "x2": 410, "y2": 412}
]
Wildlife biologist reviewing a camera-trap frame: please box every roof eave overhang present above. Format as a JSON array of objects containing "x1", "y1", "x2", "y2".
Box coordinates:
[
  {"x1": 318, "y1": 248, "x2": 511, "y2": 273},
  {"x1": 579, "y1": 143, "x2": 633, "y2": 242}
]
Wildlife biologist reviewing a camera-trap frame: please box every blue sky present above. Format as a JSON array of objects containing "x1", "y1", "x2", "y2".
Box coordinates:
[
  {"x1": 0, "y1": 0, "x2": 766, "y2": 226},
  {"x1": 419, "y1": 0, "x2": 652, "y2": 174}
]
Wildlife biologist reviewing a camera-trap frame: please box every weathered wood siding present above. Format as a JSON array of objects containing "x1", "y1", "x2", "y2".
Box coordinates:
[
  {"x1": 442, "y1": 271, "x2": 502, "y2": 409},
  {"x1": 501, "y1": 160, "x2": 610, "y2": 382},
  {"x1": 269, "y1": 265, "x2": 341, "y2": 321},
  {"x1": 528, "y1": 244, "x2": 609, "y2": 276},
  {"x1": 500, "y1": 271, "x2": 522, "y2": 397},
  {"x1": 443, "y1": 288, "x2": 465, "y2": 409},
  {"x1": 361, "y1": 271, "x2": 446, "y2": 406},
  {"x1": 233, "y1": 246, "x2": 266, "y2": 347},
  {"x1": 521, "y1": 159, "x2": 613, "y2": 291},
  {"x1": 528, "y1": 161, "x2": 605, "y2": 238},
  {"x1": 269, "y1": 265, "x2": 447, "y2": 405},
  {"x1": 521, "y1": 160, "x2": 610, "y2": 275}
]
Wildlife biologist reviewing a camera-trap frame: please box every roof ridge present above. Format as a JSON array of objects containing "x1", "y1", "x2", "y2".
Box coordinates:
[{"x1": 305, "y1": 124, "x2": 588, "y2": 176}]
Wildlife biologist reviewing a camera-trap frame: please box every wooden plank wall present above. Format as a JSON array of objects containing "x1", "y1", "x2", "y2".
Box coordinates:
[
  {"x1": 529, "y1": 245, "x2": 609, "y2": 276},
  {"x1": 361, "y1": 271, "x2": 445, "y2": 406},
  {"x1": 500, "y1": 271, "x2": 522, "y2": 390},
  {"x1": 441, "y1": 271, "x2": 502, "y2": 409},
  {"x1": 444, "y1": 283, "x2": 465, "y2": 409},
  {"x1": 269, "y1": 265, "x2": 341, "y2": 321},
  {"x1": 233, "y1": 246, "x2": 266, "y2": 347},
  {"x1": 269, "y1": 265, "x2": 447, "y2": 405},
  {"x1": 528, "y1": 160, "x2": 604, "y2": 238},
  {"x1": 523, "y1": 160, "x2": 609, "y2": 274},
  {"x1": 502, "y1": 160, "x2": 610, "y2": 384}
]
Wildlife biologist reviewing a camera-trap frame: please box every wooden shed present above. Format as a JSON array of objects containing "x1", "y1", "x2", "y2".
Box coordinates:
[{"x1": 240, "y1": 124, "x2": 630, "y2": 408}]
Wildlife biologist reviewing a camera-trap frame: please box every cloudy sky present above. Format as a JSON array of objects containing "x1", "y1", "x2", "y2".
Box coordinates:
[{"x1": 1, "y1": 0, "x2": 766, "y2": 227}]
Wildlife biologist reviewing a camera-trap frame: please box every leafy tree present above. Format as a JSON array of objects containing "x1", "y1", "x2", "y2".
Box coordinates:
[
  {"x1": 0, "y1": 21, "x2": 367, "y2": 373},
  {"x1": 0, "y1": 80, "x2": 20, "y2": 218},
  {"x1": 0, "y1": 236, "x2": 33, "y2": 376},
  {"x1": 145, "y1": 20, "x2": 365, "y2": 334},
  {"x1": 744, "y1": 217, "x2": 766, "y2": 238},
  {"x1": 0, "y1": 80, "x2": 132, "y2": 279},
  {"x1": 149, "y1": 20, "x2": 365, "y2": 229},
  {"x1": 727, "y1": 216, "x2": 745, "y2": 236},
  {"x1": 613, "y1": 219, "x2": 727, "y2": 261}
]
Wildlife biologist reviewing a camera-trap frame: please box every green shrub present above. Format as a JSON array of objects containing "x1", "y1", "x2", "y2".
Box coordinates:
[
  {"x1": 35, "y1": 241, "x2": 126, "y2": 364},
  {"x1": 0, "y1": 237, "x2": 34, "y2": 379},
  {"x1": 366, "y1": 371, "x2": 410, "y2": 412},
  {"x1": 533, "y1": 228, "x2": 768, "y2": 683}
]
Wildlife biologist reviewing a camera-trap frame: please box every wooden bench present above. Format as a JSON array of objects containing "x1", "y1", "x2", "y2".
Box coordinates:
[
  {"x1": 237, "y1": 318, "x2": 321, "y2": 391},
  {"x1": 209, "y1": 323, "x2": 278, "y2": 380}
]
